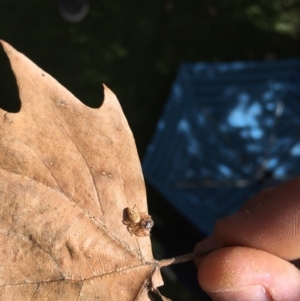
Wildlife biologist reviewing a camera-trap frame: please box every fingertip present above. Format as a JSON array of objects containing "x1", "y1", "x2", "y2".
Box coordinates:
[
  {"x1": 212, "y1": 178, "x2": 300, "y2": 260},
  {"x1": 197, "y1": 247, "x2": 300, "y2": 301}
]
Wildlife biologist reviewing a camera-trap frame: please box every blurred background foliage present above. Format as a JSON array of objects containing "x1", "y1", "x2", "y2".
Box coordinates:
[{"x1": 1, "y1": 1, "x2": 300, "y2": 300}]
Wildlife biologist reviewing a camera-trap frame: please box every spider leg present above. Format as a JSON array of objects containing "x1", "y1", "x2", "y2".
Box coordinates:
[
  {"x1": 135, "y1": 228, "x2": 150, "y2": 237},
  {"x1": 123, "y1": 219, "x2": 131, "y2": 225},
  {"x1": 130, "y1": 223, "x2": 144, "y2": 236},
  {"x1": 127, "y1": 225, "x2": 134, "y2": 235}
]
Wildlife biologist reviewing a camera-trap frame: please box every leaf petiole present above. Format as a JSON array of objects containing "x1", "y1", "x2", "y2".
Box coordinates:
[{"x1": 158, "y1": 247, "x2": 219, "y2": 267}]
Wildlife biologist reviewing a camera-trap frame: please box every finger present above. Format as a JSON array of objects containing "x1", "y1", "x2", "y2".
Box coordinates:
[
  {"x1": 214, "y1": 177, "x2": 300, "y2": 260},
  {"x1": 193, "y1": 187, "x2": 282, "y2": 267},
  {"x1": 198, "y1": 247, "x2": 300, "y2": 301},
  {"x1": 239, "y1": 186, "x2": 275, "y2": 211},
  {"x1": 194, "y1": 236, "x2": 218, "y2": 267}
]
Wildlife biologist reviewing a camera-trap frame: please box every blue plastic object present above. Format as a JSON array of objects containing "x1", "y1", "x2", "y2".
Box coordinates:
[{"x1": 143, "y1": 59, "x2": 300, "y2": 234}]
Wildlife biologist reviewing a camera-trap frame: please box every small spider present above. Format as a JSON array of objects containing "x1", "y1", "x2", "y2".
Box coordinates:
[{"x1": 123, "y1": 205, "x2": 154, "y2": 237}]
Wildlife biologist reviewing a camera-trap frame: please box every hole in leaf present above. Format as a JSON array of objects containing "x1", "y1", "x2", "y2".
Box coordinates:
[
  {"x1": 94, "y1": 83, "x2": 105, "y2": 108},
  {"x1": 82, "y1": 83, "x2": 105, "y2": 108},
  {"x1": 62, "y1": 79, "x2": 105, "y2": 109},
  {"x1": 0, "y1": 47, "x2": 21, "y2": 112}
]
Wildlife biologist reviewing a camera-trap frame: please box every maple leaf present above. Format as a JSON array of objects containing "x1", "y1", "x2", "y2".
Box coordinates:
[{"x1": 0, "y1": 41, "x2": 194, "y2": 301}]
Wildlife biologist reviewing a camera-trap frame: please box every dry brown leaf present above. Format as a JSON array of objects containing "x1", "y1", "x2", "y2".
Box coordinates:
[{"x1": 0, "y1": 40, "x2": 177, "y2": 301}]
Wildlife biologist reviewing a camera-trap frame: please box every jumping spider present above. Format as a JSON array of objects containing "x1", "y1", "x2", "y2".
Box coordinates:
[{"x1": 123, "y1": 205, "x2": 154, "y2": 237}]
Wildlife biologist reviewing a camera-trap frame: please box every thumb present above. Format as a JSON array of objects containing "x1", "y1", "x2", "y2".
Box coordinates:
[
  {"x1": 196, "y1": 246, "x2": 300, "y2": 301},
  {"x1": 193, "y1": 177, "x2": 300, "y2": 301}
]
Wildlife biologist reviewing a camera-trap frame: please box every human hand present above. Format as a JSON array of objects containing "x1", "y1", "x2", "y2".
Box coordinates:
[{"x1": 194, "y1": 177, "x2": 300, "y2": 301}]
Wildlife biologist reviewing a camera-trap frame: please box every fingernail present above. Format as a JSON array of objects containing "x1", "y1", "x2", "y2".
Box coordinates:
[{"x1": 210, "y1": 286, "x2": 272, "y2": 301}]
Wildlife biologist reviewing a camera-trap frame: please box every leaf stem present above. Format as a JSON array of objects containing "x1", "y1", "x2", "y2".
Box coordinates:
[
  {"x1": 158, "y1": 247, "x2": 219, "y2": 267},
  {"x1": 159, "y1": 253, "x2": 193, "y2": 267}
]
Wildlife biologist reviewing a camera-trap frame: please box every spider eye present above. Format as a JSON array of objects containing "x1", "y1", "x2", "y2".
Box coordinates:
[{"x1": 143, "y1": 220, "x2": 154, "y2": 230}]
